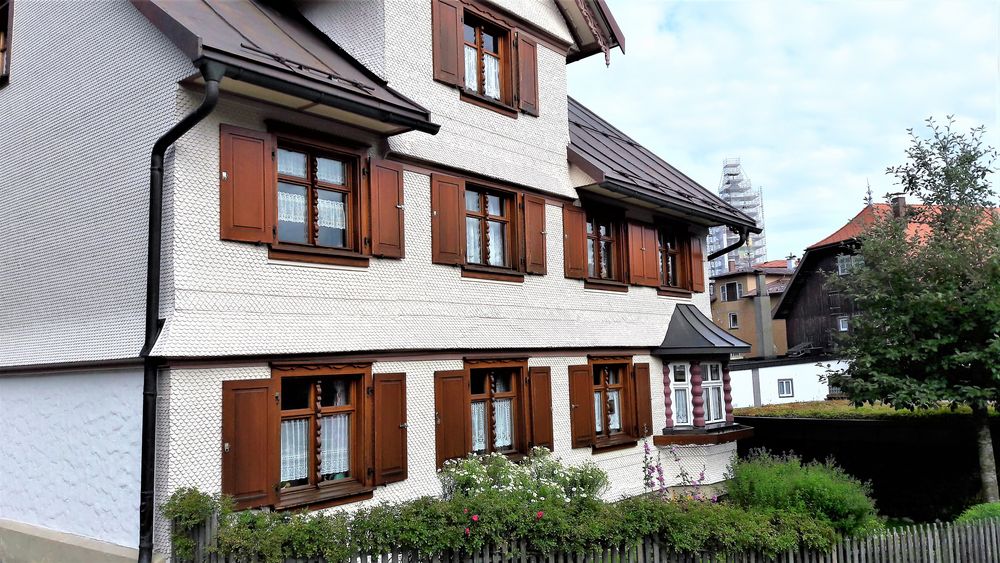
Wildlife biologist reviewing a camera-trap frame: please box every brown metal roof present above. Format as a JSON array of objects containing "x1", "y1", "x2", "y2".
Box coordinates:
[
  {"x1": 568, "y1": 97, "x2": 759, "y2": 231},
  {"x1": 652, "y1": 304, "x2": 751, "y2": 357},
  {"x1": 133, "y1": 0, "x2": 438, "y2": 135}
]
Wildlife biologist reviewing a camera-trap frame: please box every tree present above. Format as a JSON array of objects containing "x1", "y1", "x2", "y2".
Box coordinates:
[{"x1": 828, "y1": 118, "x2": 1000, "y2": 501}]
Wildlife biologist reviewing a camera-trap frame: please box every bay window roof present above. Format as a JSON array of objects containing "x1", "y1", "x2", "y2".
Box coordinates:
[{"x1": 653, "y1": 304, "x2": 750, "y2": 358}]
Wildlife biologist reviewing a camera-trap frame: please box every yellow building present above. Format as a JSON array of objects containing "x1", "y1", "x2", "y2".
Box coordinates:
[{"x1": 709, "y1": 260, "x2": 794, "y2": 359}]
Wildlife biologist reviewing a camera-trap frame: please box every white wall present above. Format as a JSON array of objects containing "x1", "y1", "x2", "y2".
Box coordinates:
[
  {"x1": 0, "y1": 1, "x2": 194, "y2": 367},
  {"x1": 0, "y1": 367, "x2": 143, "y2": 548},
  {"x1": 729, "y1": 360, "x2": 845, "y2": 408},
  {"x1": 153, "y1": 355, "x2": 736, "y2": 554}
]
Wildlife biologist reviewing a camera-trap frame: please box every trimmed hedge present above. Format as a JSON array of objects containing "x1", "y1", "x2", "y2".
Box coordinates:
[
  {"x1": 956, "y1": 502, "x2": 1000, "y2": 523},
  {"x1": 733, "y1": 400, "x2": 996, "y2": 420}
]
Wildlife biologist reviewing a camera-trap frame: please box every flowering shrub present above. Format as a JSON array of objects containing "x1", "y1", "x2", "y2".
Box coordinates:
[{"x1": 642, "y1": 439, "x2": 716, "y2": 502}]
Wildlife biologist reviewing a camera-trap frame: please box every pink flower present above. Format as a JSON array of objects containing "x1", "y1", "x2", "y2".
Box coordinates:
[
  {"x1": 463, "y1": 508, "x2": 468, "y2": 514},
  {"x1": 536, "y1": 511, "x2": 544, "y2": 519},
  {"x1": 471, "y1": 514, "x2": 479, "y2": 522},
  {"x1": 465, "y1": 528, "x2": 470, "y2": 536}
]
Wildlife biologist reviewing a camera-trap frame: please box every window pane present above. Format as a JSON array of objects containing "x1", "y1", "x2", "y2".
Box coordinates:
[
  {"x1": 712, "y1": 388, "x2": 723, "y2": 421},
  {"x1": 464, "y1": 23, "x2": 476, "y2": 43},
  {"x1": 493, "y1": 398, "x2": 513, "y2": 451},
  {"x1": 319, "y1": 377, "x2": 350, "y2": 407},
  {"x1": 598, "y1": 221, "x2": 611, "y2": 237},
  {"x1": 464, "y1": 45, "x2": 478, "y2": 92},
  {"x1": 316, "y1": 189, "x2": 347, "y2": 248},
  {"x1": 483, "y1": 52, "x2": 500, "y2": 100},
  {"x1": 709, "y1": 365, "x2": 721, "y2": 381},
  {"x1": 607, "y1": 366, "x2": 621, "y2": 385},
  {"x1": 487, "y1": 220, "x2": 506, "y2": 267},
  {"x1": 586, "y1": 218, "x2": 594, "y2": 235},
  {"x1": 673, "y1": 365, "x2": 686, "y2": 383},
  {"x1": 320, "y1": 414, "x2": 350, "y2": 481},
  {"x1": 280, "y1": 418, "x2": 309, "y2": 485},
  {"x1": 587, "y1": 239, "x2": 597, "y2": 277},
  {"x1": 281, "y1": 377, "x2": 311, "y2": 410},
  {"x1": 465, "y1": 190, "x2": 481, "y2": 212},
  {"x1": 277, "y1": 182, "x2": 308, "y2": 244},
  {"x1": 607, "y1": 389, "x2": 621, "y2": 432},
  {"x1": 600, "y1": 240, "x2": 613, "y2": 278},
  {"x1": 466, "y1": 217, "x2": 483, "y2": 263},
  {"x1": 471, "y1": 401, "x2": 487, "y2": 453},
  {"x1": 316, "y1": 157, "x2": 345, "y2": 185},
  {"x1": 482, "y1": 30, "x2": 497, "y2": 53},
  {"x1": 593, "y1": 391, "x2": 603, "y2": 433},
  {"x1": 277, "y1": 149, "x2": 307, "y2": 178},
  {"x1": 667, "y1": 255, "x2": 678, "y2": 286},
  {"x1": 471, "y1": 371, "x2": 486, "y2": 395},
  {"x1": 493, "y1": 371, "x2": 512, "y2": 393},
  {"x1": 674, "y1": 389, "x2": 689, "y2": 424},
  {"x1": 486, "y1": 194, "x2": 503, "y2": 216}
]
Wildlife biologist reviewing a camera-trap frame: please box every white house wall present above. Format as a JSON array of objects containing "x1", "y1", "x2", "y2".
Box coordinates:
[
  {"x1": 154, "y1": 356, "x2": 736, "y2": 555},
  {"x1": 729, "y1": 360, "x2": 844, "y2": 408},
  {"x1": 0, "y1": 367, "x2": 143, "y2": 549},
  {"x1": 0, "y1": 1, "x2": 195, "y2": 367}
]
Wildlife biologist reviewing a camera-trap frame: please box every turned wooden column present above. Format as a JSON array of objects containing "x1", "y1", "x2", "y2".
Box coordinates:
[
  {"x1": 662, "y1": 363, "x2": 674, "y2": 432},
  {"x1": 723, "y1": 362, "x2": 734, "y2": 424},
  {"x1": 690, "y1": 360, "x2": 705, "y2": 428}
]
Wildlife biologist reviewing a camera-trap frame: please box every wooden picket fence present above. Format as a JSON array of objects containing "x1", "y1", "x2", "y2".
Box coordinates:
[{"x1": 174, "y1": 513, "x2": 1000, "y2": 563}]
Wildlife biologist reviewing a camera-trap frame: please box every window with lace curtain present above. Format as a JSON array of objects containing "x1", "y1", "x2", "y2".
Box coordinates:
[
  {"x1": 592, "y1": 363, "x2": 627, "y2": 442},
  {"x1": 465, "y1": 187, "x2": 511, "y2": 268},
  {"x1": 470, "y1": 367, "x2": 520, "y2": 454},
  {"x1": 462, "y1": 14, "x2": 506, "y2": 103},
  {"x1": 276, "y1": 142, "x2": 358, "y2": 251}
]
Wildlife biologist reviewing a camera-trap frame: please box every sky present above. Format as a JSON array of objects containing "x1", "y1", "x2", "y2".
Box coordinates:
[{"x1": 567, "y1": 0, "x2": 998, "y2": 260}]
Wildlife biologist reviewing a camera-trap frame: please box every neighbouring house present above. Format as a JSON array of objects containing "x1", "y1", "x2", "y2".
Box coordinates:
[
  {"x1": 709, "y1": 259, "x2": 794, "y2": 360},
  {"x1": 0, "y1": 1, "x2": 759, "y2": 561}
]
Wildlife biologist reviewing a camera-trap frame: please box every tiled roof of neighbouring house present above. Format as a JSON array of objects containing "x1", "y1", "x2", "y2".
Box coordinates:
[
  {"x1": 567, "y1": 97, "x2": 760, "y2": 232},
  {"x1": 806, "y1": 203, "x2": 932, "y2": 250}
]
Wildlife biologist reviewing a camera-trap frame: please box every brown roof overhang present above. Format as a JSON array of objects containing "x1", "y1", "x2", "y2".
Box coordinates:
[
  {"x1": 652, "y1": 304, "x2": 751, "y2": 358},
  {"x1": 133, "y1": 0, "x2": 439, "y2": 136},
  {"x1": 555, "y1": 0, "x2": 625, "y2": 63}
]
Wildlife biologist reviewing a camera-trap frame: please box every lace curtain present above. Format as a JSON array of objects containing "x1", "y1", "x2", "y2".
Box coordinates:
[
  {"x1": 316, "y1": 197, "x2": 346, "y2": 229},
  {"x1": 466, "y1": 218, "x2": 482, "y2": 263},
  {"x1": 483, "y1": 53, "x2": 500, "y2": 99},
  {"x1": 493, "y1": 398, "x2": 513, "y2": 449},
  {"x1": 320, "y1": 414, "x2": 350, "y2": 478},
  {"x1": 674, "y1": 389, "x2": 690, "y2": 424},
  {"x1": 464, "y1": 45, "x2": 478, "y2": 92},
  {"x1": 607, "y1": 390, "x2": 621, "y2": 432},
  {"x1": 471, "y1": 401, "x2": 487, "y2": 452},
  {"x1": 593, "y1": 391, "x2": 603, "y2": 432},
  {"x1": 280, "y1": 418, "x2": 309, "y2": 482},
  {"x1": 487, "y1": 221, "x2": 505, "y2": 266},
  {"x1": 278, "y1": 190, "x2": 307, "y2": 224}
]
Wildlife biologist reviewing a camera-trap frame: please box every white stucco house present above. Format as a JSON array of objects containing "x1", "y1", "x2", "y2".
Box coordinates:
[{"x1": 0, "y1": 1, "x2": 760, "y2": 561}]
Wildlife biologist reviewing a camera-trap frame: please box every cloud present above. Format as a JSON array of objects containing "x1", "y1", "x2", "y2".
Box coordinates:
[{"x1": 568, "y1": 0, "x2": 998, "y2": 259}]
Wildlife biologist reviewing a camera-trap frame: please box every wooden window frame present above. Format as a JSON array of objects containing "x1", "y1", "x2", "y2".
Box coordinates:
[
  {"x1": 464, "y1": 185, "x2": 515, "y2": 271},
  {"x1": 272, "y1": 364, "x2": 375, "y2": 510},
  {"x1": 588, "y1": 357, "x2": 636, "y2": 451},
  {"x1": 455, "y1": 5, "x2": 519, "y2": 117},
  {"x1": 270, "y1": 135, "x2": 370, "y2": 267},
  {"x1": 0, "y1": 0, "x2": 11, "y2": 87},
  {"x1": 585, "y1": 212, "x2": 626, "y2": 287},
  {"x1": 701, "y1": 363, "x2": 724, "y2": 424},
  {"x1": 656, "y1": 227, "x2": 694, "y2": 296},
  {"x1": 469, "y1": 362, "x2": 524, "y2": 455}
]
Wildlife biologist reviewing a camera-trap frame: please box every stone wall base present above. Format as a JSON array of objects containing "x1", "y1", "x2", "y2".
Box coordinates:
[{"x1": 0, "y1": 519, "x2": 166, "y2": 563}]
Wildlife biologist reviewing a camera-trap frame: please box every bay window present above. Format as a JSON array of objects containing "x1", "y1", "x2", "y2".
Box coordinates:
[
  {"x1": 671, "y1": 364, "x2": 691, "y2": 426},
  {"x1": 702, "y1": 363, "x2": 724, "y2": 424}
]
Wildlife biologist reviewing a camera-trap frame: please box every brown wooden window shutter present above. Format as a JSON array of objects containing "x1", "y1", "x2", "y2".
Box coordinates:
[
  {"x1": 434, "y1": 369, "x2": 471, "y2": 467},
  {"x1": 523, "y1": 194, "x2": 547, "y2": 274},
  {"x1": 689, "y1": 234, "x2": 706, "y2": 292},
  {"x1": 431, "y1": 173, "x2": 466, "y2": 265},
  {"x1": 370, "y1": 159, "x2": 406, "y2": 258},
  {"x1": 219, "y1": 125, "x2": 276, "y2": 244},
  {"x1": 568, "y1": 364, "x2": 595, "y2": 448},
  {"x1": 516, "y1": 32, "x2": 539, "y2": 116},
  {"x1": 633, "y1": 363, "x2": 654, "y2": 437},
  {"x1": 431, "y1": 0, "x2": 463, "y2": 86},
  {"x1": 222, "y1": 379, "x2": 278, "y2": 510},
  {"x1": 562, "y1": 204, "x2": 587, "y2": 279},
  {"x1": 628, "y1": 224, "x2": 660, "y2": 287},
  {"x1": 527, "y1": 366, "x2": 553, "y2": 450},
  {"x1": 373, "y1": 372, "x2": 408, "y2": 485}
]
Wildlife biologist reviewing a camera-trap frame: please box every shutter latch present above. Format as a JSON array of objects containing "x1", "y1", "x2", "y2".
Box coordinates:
[
  {"x1": 223, "y1": 442, "x2": 230, "y2": 453},
  {"x1": 220, "y1": 171, "x2": 228, "y2": 181},
  {"x1": 396, "y1": 204, "x2": 405, "y2": 210},
  {"x1": 399, "y1": 422, "x2": 409, "y2": 429}
]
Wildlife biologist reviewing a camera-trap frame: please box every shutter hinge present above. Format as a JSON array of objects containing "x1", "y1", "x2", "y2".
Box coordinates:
[
  {"x1": 274, "y1": 392, "x2": 280, "y2": 403},
  {"x1": 367, "y1": 386, "x2": 374, "y2": 396},
  {"x1": 364, "y1": 236, "x2": 371, "y2": 246},
  {"x1": 367, "y1": 467, "x2": 375, "y2": 477},
  {"x1": 362, "y1": 167, "x2": 369, "y2": 177}
]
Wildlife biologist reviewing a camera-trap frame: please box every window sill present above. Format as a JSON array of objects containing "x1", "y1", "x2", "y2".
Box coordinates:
[
  {"x1": 652, "y1": 424, "x2": 753, "y2": 446},
  {"x1": 584, "y1": 278, "x2": 629, "y2": 293},
  {"x1": 269, "y1": 243, "x2": 370, "y2": 268},
  {"x1": 591, "y1": 435, "x2": 638, "y2": 454},
  {"x1": 275, "y1": 481, "x2": 375, "y2": 511},
  {"x1": 657, "y1": 286, "x2": 693, "y2": 298},
  {"x1": 459, "y1": 90, "x2": 519, "y2": 118},
  {"x1": 461, "y1": 264, "x2": 525, "y2": 283}
]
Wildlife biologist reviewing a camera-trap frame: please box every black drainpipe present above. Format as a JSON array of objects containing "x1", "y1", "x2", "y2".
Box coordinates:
[
  {"x1": 138, "y1": 61, "x2": 224, "y2": 563},
  {"x1": 707, "y1": 227, "x2": 749, "y2": 262}
]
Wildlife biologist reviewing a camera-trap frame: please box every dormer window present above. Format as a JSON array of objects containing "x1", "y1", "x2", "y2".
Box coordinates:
[{"x1": 463, "y1": 16, "x2": 504, "y2": 101}]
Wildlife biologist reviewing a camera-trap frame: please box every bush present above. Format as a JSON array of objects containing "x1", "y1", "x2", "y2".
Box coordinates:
[
  {"x1": 160, "y1": 487, "x2": 222, "y2": 561},
  {"x1": 164, "y1": 449, "x2": 844, "y2": 561},
  {"x1": 726, "y1": 450, "x2": 881, "y2": 536},
  {"x1": 955, "y1": 502, "x2": 1000, "y2": 523}
]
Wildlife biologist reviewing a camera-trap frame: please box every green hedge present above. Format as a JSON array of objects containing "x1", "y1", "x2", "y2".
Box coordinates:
[
  {"x1": 955, "y1": 502, "x2": 1000, "y2": 523},
  {"x1": 163, "y1": 449, "x2": 868, "y2": 563},
  {"x1": 733, "y1": 400, "x2": 996, "y2": 419},
  {"x1": 726, "y1": 451, "x2": 882, "y2": 536}
]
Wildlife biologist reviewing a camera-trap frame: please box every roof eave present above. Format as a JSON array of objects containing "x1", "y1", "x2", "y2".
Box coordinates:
[
  {"x1": 652, "y1": 346, "x2": 750, "y2": 357},
  {"x1": 602, "y1": 179, "x2": 761, "y2": 233}
]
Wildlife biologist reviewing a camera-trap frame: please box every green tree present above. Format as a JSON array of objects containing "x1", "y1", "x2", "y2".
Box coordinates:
[{"x1": 828, "y1": 118, "x2": 1000, "y2": 501}]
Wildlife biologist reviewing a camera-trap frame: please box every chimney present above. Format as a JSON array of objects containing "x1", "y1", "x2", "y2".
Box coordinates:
[
  {"x1": 891, "y1": 196, "x2": 906, "y2": 219},
  {"x1": 728, "y1": 259, "x2": 737, "y2": 272},
  {"x1": 786, "y1": 254, "x2": 797, "y2": 270},
  {"x1": 754, "y1": 271, "x2": 777, "y2": 359}
]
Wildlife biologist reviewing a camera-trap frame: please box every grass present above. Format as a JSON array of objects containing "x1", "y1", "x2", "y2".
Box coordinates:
[{"x1": 733, "y1": 400, "x2": 995, "y2": 419}]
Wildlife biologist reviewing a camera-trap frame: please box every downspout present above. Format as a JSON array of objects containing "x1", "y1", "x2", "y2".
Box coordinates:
[
  {"x1": 707, "y1": 227, "x2": 749, "y2": 262},
  {"x1": 138, "y1": 61, "x2": 224, "y2": 563}
]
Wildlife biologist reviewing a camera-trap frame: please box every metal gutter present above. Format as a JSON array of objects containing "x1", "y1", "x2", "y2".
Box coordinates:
[
  {"x1": 707, "y1": 228, "x2": 749, "y2": 262},
  {"x1": 138, "y1": 61, "x2": 224, "y2": 563}
]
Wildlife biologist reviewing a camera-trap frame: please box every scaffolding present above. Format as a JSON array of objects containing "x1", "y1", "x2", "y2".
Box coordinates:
[{"x1": 708, "y1": 158, "x2": 767, "y2": 277}]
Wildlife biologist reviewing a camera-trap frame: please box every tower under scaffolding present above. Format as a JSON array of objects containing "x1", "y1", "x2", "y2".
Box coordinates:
[{"x1": 708, "y1": 158, "x2": 767, "y2": 277}]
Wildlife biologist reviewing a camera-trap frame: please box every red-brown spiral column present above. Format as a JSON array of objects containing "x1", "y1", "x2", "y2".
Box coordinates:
[
  {"x1": 662, "y1": 363, "x2": 674, "y2": 432},
  {"x1": 723, "y1": 362, "x2": 734, "y2": 423},
  {"x1": 690, "y1": 360, "x2": 705, "y2": 428}
]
